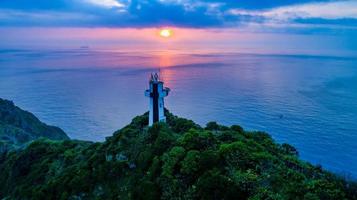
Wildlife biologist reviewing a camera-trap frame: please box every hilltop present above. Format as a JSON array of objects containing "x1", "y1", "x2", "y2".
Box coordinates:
[
  {"x1": 0, "y1": 98, "x2": 69, "y2": 152},
  {"x1": 0, "y1": 109, "x2": 356, "y2": 199}
]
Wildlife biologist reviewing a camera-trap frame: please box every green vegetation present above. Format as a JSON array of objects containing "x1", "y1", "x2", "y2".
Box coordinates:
[
  {"x1": 0, "y1": 110, "x2": 356, "y2": 200},
  {"x1": 0, "y1": 98, "x2": 69, "y2": 152}
]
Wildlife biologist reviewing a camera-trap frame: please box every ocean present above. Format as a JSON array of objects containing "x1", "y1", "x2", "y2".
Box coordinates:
[{"x1": 0, "y1": 48, "x2": 356, "y2": 177}]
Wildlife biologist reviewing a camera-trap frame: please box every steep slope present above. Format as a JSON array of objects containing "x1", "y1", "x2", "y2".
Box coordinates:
[
  {"x1": 0, "y1": 98, "x2": 69, "y2": 152},
  {"x1": 0, "y1": 111, "x2": 356, "y2": 200}
]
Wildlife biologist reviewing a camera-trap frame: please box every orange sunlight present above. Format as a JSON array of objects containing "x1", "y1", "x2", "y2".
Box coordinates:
[{"x1": 159, "y1": 28, "x2": 173, "y2": 38}]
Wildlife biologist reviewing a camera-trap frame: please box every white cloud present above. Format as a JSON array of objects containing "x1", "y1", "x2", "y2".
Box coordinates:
[
  {"x1": 229, "y1": 0, "x2": 357, "y2": 22},
  {"x1": 84, "y1": 0, "x2": 126, "y2": 9},
  {"x1": 264, "y1": 0, "x2": 357, "y2": 20}
]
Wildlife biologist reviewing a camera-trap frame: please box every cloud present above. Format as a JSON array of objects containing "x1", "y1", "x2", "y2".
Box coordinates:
[
  {"x1": 0, "y1": 0, "x2": 356, "y2": 31},
  {"x1": 204, "y1": 0, "x2": 332, "y2": 10},
  {"x1": 84, "y1": 0, "x2": 126, "y2": 9},
  {"x1": 260, "y1": 0, "x2": 357, "y2": 20},
  {"x1": 0, "y1": 9, "x2": 98, "y2": 27},
  {"x1": 227, "y1": 0, "x2": 357, "y2": 32}
]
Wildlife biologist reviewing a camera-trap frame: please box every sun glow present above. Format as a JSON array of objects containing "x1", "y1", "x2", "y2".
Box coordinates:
[{"x1": 159, "y1": 29, "x2": 173, "y2": 38}]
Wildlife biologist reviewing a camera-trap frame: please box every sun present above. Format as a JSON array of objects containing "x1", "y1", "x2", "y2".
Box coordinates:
[{"x1": 159, "y1": 29, "x2": 173, "y2": 38}]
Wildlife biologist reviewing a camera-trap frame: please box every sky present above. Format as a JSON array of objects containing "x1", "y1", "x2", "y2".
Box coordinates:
[{"x1": 0, "y1": 0, "x2": 357, "y2": 55}]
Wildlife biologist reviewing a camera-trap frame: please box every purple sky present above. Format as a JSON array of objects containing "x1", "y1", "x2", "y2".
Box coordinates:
[{"x1": 0, "y1": 0, "x2": 356, "y2": 56}]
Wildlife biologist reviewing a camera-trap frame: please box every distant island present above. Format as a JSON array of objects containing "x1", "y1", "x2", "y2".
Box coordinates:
[{"x1": 0, "y1": 98, "x2": 356, "y2": 199}]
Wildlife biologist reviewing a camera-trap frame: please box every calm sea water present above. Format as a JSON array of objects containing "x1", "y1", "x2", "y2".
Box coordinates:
[{"x1": 0, "y1": 48, "x2": 356, "y2": 177}]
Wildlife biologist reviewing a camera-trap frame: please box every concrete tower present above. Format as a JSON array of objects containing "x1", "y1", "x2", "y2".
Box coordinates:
[{"x1": 145, "y1": 73, "x2": 170, "y2": 126}]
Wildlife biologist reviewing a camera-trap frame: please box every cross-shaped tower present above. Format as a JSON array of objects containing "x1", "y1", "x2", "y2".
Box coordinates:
[{"x1": 145, "y1": 73, "x2": 170, "y2": 126}]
